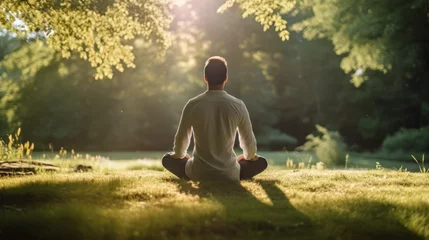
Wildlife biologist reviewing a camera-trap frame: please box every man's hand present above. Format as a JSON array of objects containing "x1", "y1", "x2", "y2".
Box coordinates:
[
  {"x1": 237, "y1": 154, "x2": 259, "y2": 162},
  {"x1": 169, "y1": 152, "x2": 191, "y2": 160}
]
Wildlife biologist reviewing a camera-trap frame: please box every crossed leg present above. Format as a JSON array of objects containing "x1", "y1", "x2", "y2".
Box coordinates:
[
  {"x1": 161, "y1": 154, "x2": 189, "y2": 180},
  {"x1": 162, "y1": 153, "x2": 268, "y2": 180},
  {"x1": 239, "y1": 157, "x2": 268, "y2": 180}
]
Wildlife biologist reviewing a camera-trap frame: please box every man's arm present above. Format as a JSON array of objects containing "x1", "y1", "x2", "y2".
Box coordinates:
[
  {"x1": 237, "y1": 102, "x2": 258, "y2": 161},
  {"x1": 172, "y1": 101, "x2": 193, "y2": 159}
]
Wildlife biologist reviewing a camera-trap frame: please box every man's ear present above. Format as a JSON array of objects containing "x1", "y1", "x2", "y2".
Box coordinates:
[
  {"x1": 224, "y1": 76, "x2": 228, "y2": 84},
  {"x1": 204, "y1": 75, "x2": 209, "y2": 83}
]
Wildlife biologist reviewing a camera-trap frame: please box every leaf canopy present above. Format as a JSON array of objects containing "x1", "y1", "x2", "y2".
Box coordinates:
[{"x1": 0, "y1": 0, "x2": 172, "y2": 79}]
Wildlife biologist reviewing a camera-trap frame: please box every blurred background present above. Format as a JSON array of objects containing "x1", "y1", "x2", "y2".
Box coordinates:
[{"x1": 0, "y1": 0, "x2": 428, "y2": 164}]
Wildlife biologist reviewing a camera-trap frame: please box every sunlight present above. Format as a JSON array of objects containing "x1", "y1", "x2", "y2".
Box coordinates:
[
  {"x1": 173, "y1": 0, "x2": 188, "y2": 7},
  {"x1": 242, "y1": 182, "x2": 274, "y2": 206}
]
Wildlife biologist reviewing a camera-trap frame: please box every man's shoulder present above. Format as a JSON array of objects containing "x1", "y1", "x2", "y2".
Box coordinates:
[
  {"x1": 188, "y1": 93, "x2": 206, "y2": 103},
  {"x1": 187, "y1": 91, "x2": 245, "y2": 106},
  {"x1": 184, "y1": 93, "x2": 205, "y2": 109},
  {"x1": 224, "y1": 93, "x2": 244, "y2": 105}
]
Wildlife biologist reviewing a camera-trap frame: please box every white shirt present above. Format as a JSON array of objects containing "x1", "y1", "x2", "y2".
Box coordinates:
[{"x1": 173, "y1": 90, "x2": 257, "y2": 181}]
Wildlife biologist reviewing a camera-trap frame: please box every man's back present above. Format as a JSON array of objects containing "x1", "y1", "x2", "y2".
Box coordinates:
[
  {"x1": 173, "y1": 90, "x2": 257, "y2": 181},
  {"x1": 163, "y1": 56, "x2": 266, "y2": 182}
]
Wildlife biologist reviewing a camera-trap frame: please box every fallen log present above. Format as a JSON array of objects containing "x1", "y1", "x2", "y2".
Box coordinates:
[{"x1": 0, "y1": 160, "x2": 92, "y2": 177}]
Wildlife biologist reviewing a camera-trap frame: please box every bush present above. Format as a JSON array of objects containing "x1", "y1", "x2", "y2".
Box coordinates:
[
  {"x1": 381, "y1": 126, "x2": 429, "y2": 153},
  {"x1": 297, "y1": 125, "x2": 346, "y2": 167}
]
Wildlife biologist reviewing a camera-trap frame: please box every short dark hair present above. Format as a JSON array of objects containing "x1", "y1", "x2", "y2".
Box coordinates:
[{"x1": 204, "y1": 56, "x2": 228, "y2": 85}]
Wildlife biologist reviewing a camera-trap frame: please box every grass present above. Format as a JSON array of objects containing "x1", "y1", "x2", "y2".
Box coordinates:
[
  {"x1": 412, "y1": 154, "x2": 428, "y2": 173},
  {"x1": 32, "y1": 150, "x2": 423, "y2": 171},
  {"x1": 1, "y1": 162, "x2": 429, "y2": 239}
]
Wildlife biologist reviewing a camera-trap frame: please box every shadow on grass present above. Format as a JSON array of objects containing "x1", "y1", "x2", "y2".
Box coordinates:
[
  {"x1": 309, "y1": 199, "x2": 427, "y2": 240},
  {"x1": 0, "y1": 178, "x2": 125, "y2": 240},
  {"x1": 0, "y1": 177, "x2": 123, "y2": 208},
  {"x1": 172, "y1": 178, "x2": 424, "y2": 240},
  {"x1": 0, "y1": 175, "x2": 425, "y2": 240},
  {"x1": 172, "y1": 179, "x2": 315, "y2": 239}
]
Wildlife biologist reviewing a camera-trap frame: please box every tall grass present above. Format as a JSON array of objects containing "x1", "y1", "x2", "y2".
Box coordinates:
[
  {"x1": 0, "y1": 128, "x2": 34, "y2": 161},
  {"x1": 411, "y1": 154, "x2": 427, "y2": 173}
]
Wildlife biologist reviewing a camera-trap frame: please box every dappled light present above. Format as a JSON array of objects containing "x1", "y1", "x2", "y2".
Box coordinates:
[
  {"x1": 1, "y1": 170, "x2": 428, "y2": 239},
  {"x1": 1, "y1": 0, "x2": 429, "y2": 239},
  {"x1": 173, "y1": 0, "x2": 188, "y2": 7}
]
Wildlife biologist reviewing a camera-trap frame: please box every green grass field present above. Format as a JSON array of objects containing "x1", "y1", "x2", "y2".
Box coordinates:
[
  {"x1": 1, "y1": 155, "x2": 428, "y2": 239},
  {"x1": 32, "y1": 150, "x2": 423, "y2": 171}
]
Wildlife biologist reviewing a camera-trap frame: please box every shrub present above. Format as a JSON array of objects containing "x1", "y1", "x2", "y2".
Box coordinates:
[
  {"x1": 381, "y1": 126, "x2": 429, "y2": 153},
  {"x1": 297, "y1": 125, "x2": 347, "y2": 167}
]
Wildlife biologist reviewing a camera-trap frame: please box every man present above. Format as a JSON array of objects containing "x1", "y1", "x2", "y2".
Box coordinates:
[{"x1": 162, "y1": 56, "x2": 268, "y2": 182}]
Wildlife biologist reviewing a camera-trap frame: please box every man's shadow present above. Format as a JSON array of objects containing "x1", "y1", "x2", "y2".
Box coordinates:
[
  {"x1": 170, "y1": 178, "x2": 424, "y2": 240},
  {"x1": 172, "y1": 178, "x2": 314, "y2": 239}
]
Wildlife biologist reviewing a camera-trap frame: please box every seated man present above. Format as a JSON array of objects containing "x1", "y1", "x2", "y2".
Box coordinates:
[{"x1": 162, "y1": 56, "x2": 268, "y2": 182}]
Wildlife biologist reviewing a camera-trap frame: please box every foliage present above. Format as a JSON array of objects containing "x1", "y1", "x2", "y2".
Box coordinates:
[
  {"x1": 216, "y1": 0, "x2": 429, "y2": 150},
  {"x1": 0, "y1": 0, "x2": 428, "y2": 152},
  {"x1": 229, "y1": 0, "x2": 429, "y2": 87},
  {"x1": 218, "y1": 0, "x2": 294, "y2": 41},
  {"x1": 0, "y1": 0, "x2": 172, "y2": 79},
  {"x1": 297, "y1": 125, "x2": 346, "y2": 166},
  {"x1": 293, "y1": 0, "x2": 429, "y2": 86},
  {"x1": 0, "y1": 128, "x2": 34, "y2": 160},
  {"x1": 382, "y1": 126, "x2": 429, "y2": 153},
  {"x1": 0, "y1": 21, "x2": 199, "y2": 150},
  {"x1": 0, "y1": 31, "x2": 21, "y2": 61},
  {"x1": 0, "y1": 41, "x2": 57, "y2": 131},
  {"x1": 1, "y1": 40, "x2": 56, "y2": 79}
]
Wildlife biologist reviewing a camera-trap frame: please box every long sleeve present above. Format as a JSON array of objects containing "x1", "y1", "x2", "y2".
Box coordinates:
[
  {"x1": 173, "y1": 101, "x2": 193, "y2": 158},
  {"x1": 238, "y1": 102, "x2": 257, "y2": 160}
]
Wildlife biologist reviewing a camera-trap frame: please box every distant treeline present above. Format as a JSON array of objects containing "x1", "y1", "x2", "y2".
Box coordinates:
[{"x1": 0, "y1": 0, "x2": 428, "y2": 152}]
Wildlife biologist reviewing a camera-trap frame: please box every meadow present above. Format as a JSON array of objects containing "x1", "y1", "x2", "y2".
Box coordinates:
[
  {"x1": 1, "y1": 151, "x2": 428, "y2": 239},
  {"x1": 31, "y1": 150, "x2": 423, "y2": 172},
  {"x1": 1, "y1": 0, "x2": 428, "y2": 239}
]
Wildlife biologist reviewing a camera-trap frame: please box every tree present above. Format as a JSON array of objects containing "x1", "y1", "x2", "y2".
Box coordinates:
[
  {"x1": 291, "y1": 0, "x2": 429, "y2": 148},
  {"x1": 0, "y1": 0, "x2": 301, "y2": 150},
  {"x1": 222, "y1": 0, "x2": 429, "y2": 150},
  {"x1": 218, "y1": 0, "x2": 295, "y2": 41},
  {"x1": 0, "y1": 2, "x2": 206, "y2": 150},
  {"x1": 0, "y1": 0, "x2": 172, "y2": 79},
  {"x1": 4, "y1": 0, "x2": 427, "y2": 151},
  {"x1": 190, "y1": 0, "x2": 299, "y2": 149},
  {"x1": 293, "y1": 0, "x2": 429, "y2": 87},
  {"x1": 0, "y1": 33, "x2": 22, "y2": 137},
  {"x1": 221, "y1": 0, "x2": 429, "y2": 87}
]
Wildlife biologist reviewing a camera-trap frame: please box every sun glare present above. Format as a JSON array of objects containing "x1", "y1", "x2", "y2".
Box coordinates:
[{"x1": 173, "y1": 0, "x2": 187, "y2": 7}]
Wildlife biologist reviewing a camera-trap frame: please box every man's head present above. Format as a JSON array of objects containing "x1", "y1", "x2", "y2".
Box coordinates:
[{"x1": 204, "y1": 56, "x2": 228, "y2": 86}]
